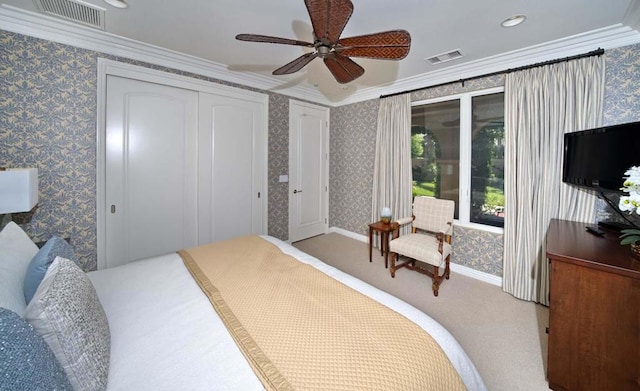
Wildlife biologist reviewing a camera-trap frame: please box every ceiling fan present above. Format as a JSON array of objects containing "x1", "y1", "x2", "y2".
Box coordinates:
[{"x1": 235, "y1": 0, "x2": 411, "y2": 84}]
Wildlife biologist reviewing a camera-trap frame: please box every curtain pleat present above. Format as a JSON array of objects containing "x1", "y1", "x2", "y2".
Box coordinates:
[
  {"x1": 503, "y1": 57, "x2": 604, "y2": 305},
  {"x1": 372, "y1": 94, "x2": 413, "y2": 241}
]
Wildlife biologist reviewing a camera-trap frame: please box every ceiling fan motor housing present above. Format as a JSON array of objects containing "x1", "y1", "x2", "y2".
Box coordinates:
[{"x1": 317, "y1": 45, "x2": 332, "y2": 57}]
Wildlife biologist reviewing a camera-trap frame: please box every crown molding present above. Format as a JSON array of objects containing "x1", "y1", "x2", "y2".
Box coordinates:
[
  {"x1": 2, "y1": 4, "x2": 639, "y2": 107},
  {"x1": 0, "y1": 5, "x2": 331, "y2": 105},
  {"x1": 337, "y1": 24, "x2": 640, "y2": 105}
]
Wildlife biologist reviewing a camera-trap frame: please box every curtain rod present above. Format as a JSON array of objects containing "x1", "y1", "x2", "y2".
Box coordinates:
[{"x1": 379, "y1": 47, "x2": 605, "y2": 99}]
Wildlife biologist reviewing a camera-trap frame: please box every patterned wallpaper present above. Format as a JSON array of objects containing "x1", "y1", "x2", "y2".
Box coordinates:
[
  {"x1": 409, "y1": 75, "x2": 505, "y2": 101},
  {"x1": 1, "y1": 32, "x2": 98, "y2": 270},
  {"x1": 603, "y1": 43, "x2": 640, "y2": 125},
  {"x1": 267, "y1": 93, "x2": 290, "y2": 240},
  {"x1": 329, "y1": 99, "x2": 378, "y2": 234}
]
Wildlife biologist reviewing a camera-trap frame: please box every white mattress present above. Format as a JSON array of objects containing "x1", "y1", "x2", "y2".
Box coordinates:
[{"x1": 88, "y1": 235, "x2": 486, "y2": 391}]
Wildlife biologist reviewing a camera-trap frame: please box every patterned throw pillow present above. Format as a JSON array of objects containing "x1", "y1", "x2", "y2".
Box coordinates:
[
  {"x1": 24, "y1": 257, "x2": 111, "y2": 391},
  {"x1": 0, "y1": 307, "x2": 72, "y2": 390},
  {"x1": 24, "y1": 236, "x2": 79, "y2": 304}
]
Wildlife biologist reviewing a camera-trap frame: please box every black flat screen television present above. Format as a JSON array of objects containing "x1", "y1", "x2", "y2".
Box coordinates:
[{"x1": 563, "y1": 121, "x2": 640, "y2": 192}]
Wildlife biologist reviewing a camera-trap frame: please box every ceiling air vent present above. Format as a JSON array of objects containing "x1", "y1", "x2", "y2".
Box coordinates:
[
  {"x1": 34, "y1": 0, "x2": 105, "y2": 29},
  {"x1": 425, "y1": 49, "x2": 464, "y2": 65}
]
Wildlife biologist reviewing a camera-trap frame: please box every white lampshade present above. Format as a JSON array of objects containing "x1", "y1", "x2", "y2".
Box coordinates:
[{"x1": 0, "y1": 168, "x2": 39, "y2": 214}]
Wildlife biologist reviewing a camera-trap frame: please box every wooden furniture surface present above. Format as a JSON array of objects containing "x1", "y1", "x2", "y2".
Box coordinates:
[
  {"x1": 368, "y1": 221, "x2": 398, "y2": 268},
  {"x1": 546, "y1": 218, "x2": 640, "y2": 391}
]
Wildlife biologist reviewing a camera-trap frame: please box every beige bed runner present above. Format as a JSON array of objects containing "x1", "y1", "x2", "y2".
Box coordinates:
[{"x1": 178, "y1": 236, "x2": 466, "y2": 391}]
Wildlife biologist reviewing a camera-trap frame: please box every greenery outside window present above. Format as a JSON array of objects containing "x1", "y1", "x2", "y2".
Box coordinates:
[{"x1": 411, "y1": 87, "x2": 505, "y2": 229}]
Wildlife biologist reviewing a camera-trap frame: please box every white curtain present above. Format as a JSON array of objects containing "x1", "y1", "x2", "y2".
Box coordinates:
[
  {"x1": 503, "y1": 56, "x2": 604, "y2": 305},
  {"x1": 372, "y1": 94, "x2": 413, "y2": 239}
]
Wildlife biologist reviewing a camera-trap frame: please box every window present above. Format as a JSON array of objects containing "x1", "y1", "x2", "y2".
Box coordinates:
[{"x1": 411, "y1": 88, "x2": 505, "y2": 229}]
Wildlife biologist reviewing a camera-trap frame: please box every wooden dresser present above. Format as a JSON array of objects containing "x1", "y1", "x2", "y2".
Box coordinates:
[{"x1": 546, "y1": 218, "x2": 640, "y2": 390}]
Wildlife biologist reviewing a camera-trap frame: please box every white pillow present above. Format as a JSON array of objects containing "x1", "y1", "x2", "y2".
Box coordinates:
[
  {"x1": 24, "y1": 257, "x2": 111, "y2": 391},
  {"x1": 0, "y1": 222, "x2": 39, "y2": 316}
]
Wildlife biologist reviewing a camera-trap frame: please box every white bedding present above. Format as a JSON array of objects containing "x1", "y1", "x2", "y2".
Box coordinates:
[{"x1": 88, "y1": 235, "x2": 486, "y2": 391}]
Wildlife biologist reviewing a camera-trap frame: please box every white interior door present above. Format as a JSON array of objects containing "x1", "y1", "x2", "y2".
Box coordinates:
[
  {"x1": 105, "y1": 75, "x2": 198, "y2": 267},
  {"x1": 198, "y1": 92, "x2": 266, "y2": 243},
  {"x1": 289, "y1": 100, "x2": 329, "y2": 242}
]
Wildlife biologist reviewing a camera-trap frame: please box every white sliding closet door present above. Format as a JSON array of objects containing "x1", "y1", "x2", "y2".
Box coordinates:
[
  {"x1": 100, "y1": 61, "x2": 268, "y2": 269},
  {"x1": 197, "y1": 92, "x2": 266, "y2": 243},
  {"x1": 105, "y1": 75, "x2": 199, "y2": 267}
]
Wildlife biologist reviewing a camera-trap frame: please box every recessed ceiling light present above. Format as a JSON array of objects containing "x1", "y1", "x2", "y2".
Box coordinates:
[
  {"x1": 501, "y1": 14, "x2": 526, "y2": 28},
  {"x1": 104, "y1": 0, "x2": 127, "y2": 8}
]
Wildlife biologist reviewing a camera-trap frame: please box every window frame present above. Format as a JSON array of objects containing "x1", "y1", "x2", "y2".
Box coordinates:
[{"x1": 411, "y1": 86, "x2": 505, "y2": 234}]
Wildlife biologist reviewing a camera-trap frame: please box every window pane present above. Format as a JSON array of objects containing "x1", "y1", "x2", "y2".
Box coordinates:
[
  {"x1": 411, "y1": 100, "x2": 460, "y2": 219},
  {"x1": 470, "y1": 93, "x2": 505, "y2": 227}
]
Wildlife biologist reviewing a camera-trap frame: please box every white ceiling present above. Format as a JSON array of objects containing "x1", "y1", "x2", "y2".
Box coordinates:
[{"x1": 2, "y1": 0, "x2": 640, "y2": 104}]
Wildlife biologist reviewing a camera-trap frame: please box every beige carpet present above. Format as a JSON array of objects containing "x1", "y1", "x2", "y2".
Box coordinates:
[{"x1": 292, "y1": 232, "x2": 550, "y2": 391}]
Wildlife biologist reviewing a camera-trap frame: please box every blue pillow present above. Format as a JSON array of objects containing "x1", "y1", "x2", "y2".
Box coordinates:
[
  {"x1": 0, "y1": 307, "x2": 72, "y2": 390},
  {"x1": 23, "y1": 236, "x2": 78, "y2": 304}
]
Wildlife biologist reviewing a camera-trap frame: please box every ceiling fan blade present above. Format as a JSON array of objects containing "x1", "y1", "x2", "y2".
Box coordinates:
[
  {"x1": 236, "y1": 34, "x2": 314, "y2": 47},
  {"x1": 273, "y1": 52, "x2": 318, "y2": 75},
  {"x1": 337, "y1": 30, "x2": 411, "y2": 59},
  {"x1": 305, "y1": 0, "x2": 353, "y2": 43},
  {"x1": 323, "y1": 53, "x2": 364, "y2": 84}
]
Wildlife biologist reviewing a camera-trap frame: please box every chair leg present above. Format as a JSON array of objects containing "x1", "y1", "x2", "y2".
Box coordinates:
[
  {"x1": 390, "y1": 252, "x2": 397, "y2": 278},
  {"x1": 432, "y1": 265, "x2": 441, "y2": 296},
  {"x1": 444, "y1": 255, "x2": 451, "y2": 280}
]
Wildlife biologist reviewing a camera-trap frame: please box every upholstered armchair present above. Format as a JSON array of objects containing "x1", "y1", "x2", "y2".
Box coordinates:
[{"x1": 389, "y1": 196, "x2": 455, "y2": 296}]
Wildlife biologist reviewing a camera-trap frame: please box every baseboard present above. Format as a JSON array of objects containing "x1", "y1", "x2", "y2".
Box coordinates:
[
  {"x1": 449, "y1": 263, "x2": 502, "y2": 287},
  {"x1": 328, "y1": 226, "x2": 503, "y2": 287},
  {"x1": 329, "y1": 226, "x2": 368, "y2": 243}
]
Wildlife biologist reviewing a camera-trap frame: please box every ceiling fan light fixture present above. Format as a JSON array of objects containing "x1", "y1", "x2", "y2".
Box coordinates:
[
  {"x1": 501, "y1": 14, "x2": 526, "y2": 28},
  {"x1": 104, "y1": 0, "x2": 128, "y2": 9}
]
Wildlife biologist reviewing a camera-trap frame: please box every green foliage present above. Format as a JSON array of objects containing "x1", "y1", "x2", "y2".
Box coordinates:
[
  {"x1": 483, "y1": 186, "x2": 505, "y2": 210},
  {"x1": 619, "y1": 229, "x2": 640, "y2": 245},
  {"x1": 411, "y1": 133, "x2": 424, "y2": 158},
  {"x1": 471, "y1": 125, "x2": 504, "y2": 218},
  {"x1": 413, "y1": 181, "x2": 436, "y2": 198},
  {"x1": 411, "y1": 126, "x2": 441, "y2": 198}
]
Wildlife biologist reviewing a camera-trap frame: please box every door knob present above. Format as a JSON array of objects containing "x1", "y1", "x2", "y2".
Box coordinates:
[{"x1": 293, "y1": 189, "x2": 303, "y2": 194}]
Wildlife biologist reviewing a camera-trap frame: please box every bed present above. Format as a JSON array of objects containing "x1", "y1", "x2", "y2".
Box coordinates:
[{"x1": 0, "y1": 221, "x2": 486, "y2": 390}]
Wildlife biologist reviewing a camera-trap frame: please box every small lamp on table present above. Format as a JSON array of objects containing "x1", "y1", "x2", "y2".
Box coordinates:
[
  {"x1": 380, "y1": 206, "x2": 392, "y2": 224},
  {"x1": 0, "y1": 168, "x2": 39, "y2": 230}
]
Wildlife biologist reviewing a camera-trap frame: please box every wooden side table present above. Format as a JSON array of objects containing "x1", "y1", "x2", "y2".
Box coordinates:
[{"x1": 368, "y1": 221, "x2": 399, "y2": 268}]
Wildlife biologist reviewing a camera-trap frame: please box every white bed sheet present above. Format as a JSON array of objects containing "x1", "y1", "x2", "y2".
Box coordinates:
[{"x1": 88, "y1": 235, "x2": 486, "y2": 391}]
